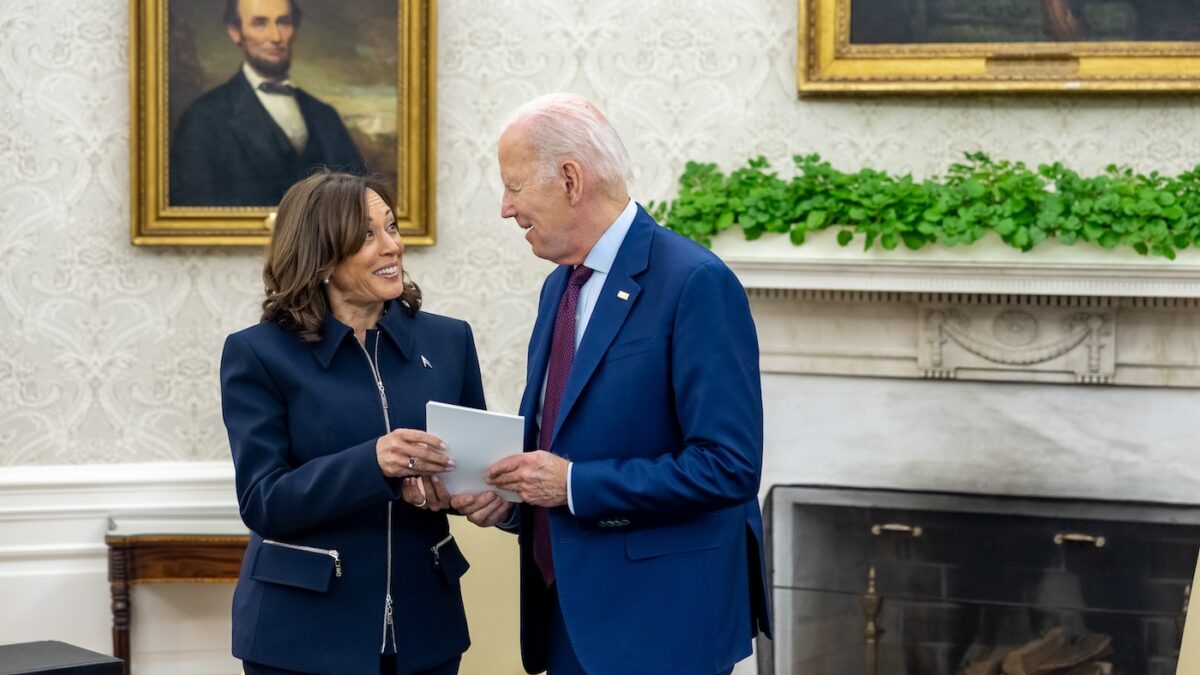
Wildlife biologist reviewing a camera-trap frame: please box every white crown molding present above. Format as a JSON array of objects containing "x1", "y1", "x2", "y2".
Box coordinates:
[{"x1": 714, "y1": 230, "x2": 1200, "y2": 298}]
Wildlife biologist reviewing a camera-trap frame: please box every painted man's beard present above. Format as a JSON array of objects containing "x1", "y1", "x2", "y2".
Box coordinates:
[{"x1": 248, "y1": 55, "x2": 291, "y2": 81}]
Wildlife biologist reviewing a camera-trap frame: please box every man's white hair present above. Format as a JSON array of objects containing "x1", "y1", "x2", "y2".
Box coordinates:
[{"x1": 507, "y1": 93, "x2": 633, "y2": 198}]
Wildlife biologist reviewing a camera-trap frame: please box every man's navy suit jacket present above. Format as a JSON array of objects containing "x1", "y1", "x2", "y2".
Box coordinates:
[
  {"x1": 516, "y1": 206, "x2": 773, "y2": 675},
  {"x1": 170, "y1": 70, "x2": 366, "y2": 206},
  {"x1": 220, "y1": 303, "x2": 483, "y2": 674}
]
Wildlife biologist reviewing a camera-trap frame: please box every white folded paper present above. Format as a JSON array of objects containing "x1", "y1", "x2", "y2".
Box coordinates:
[{"x1": 426, "y1": 401, "x2": 523, "y2": 502}]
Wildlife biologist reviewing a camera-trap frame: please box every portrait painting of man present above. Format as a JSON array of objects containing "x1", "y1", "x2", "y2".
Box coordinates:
[
  {"x1": 849, "y1": 0, "x2": 1200, "y2": 45},
  {"x1": 167, "y1": 0, "x2": 397, "y2": 207}
]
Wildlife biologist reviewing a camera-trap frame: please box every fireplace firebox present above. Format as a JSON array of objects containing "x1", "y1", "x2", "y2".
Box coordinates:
[{"x1": 758, "y1": 486, "x2": 1200, "y2": 675}]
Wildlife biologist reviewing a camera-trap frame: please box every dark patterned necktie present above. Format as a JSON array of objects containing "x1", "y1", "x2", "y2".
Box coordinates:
[
  {"x1": 258, "y1": 81, "x2": 296, "y2": 96},
  {"x1": 533, "y1": 264, "x2": 593, "y2": 587}
]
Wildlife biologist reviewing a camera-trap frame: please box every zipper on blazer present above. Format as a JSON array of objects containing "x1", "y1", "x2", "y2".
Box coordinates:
[
  {"x1": 431, "y1": 533, "x2": 453, "y2": 569},
  {"x1": 356, "y1": 334, "x2": 398, "y2": 655},
  {"x1": 358, "y1": 333, "x2": 391, "y2": 434},
  {"x1": 262, "y1": 539, "x2": 342, "y2": 578}
]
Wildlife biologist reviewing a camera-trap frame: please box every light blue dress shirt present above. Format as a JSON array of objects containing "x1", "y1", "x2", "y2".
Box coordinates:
[{"x1": 541, "y1": 198, "x2": 637, "y2": 514}]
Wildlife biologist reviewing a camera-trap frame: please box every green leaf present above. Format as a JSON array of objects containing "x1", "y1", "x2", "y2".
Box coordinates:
[
  {"x1": 654, "y1": 152, "x2": 1196, "y2": 259},
  {"x1": 901, "y1": 232, "x2": 926, "y2": 250},
  {"x1": 1012, "y1": 227, "x2": 1031, "y2": 250}
]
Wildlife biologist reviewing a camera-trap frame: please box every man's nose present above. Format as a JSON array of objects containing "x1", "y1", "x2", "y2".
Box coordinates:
[
  {"x1": 266, "y1": 22, "x2": 282, "y2": 42},
  {"x1": 500, "y1": 198, "x2": 515, "y2": 219}
]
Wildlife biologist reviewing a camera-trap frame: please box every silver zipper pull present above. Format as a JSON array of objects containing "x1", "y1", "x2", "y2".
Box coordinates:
[
  {"x1": 384, "y1": 594, "x2": 394, "y2": 625},
  {"x1": 376, "y1": 381, "x2": 388, "y2": 410},
  {"x1": 431, "y1": 544, "x2": 440, "y2": 569},
  {"x1": 331, "y1": 550, "x2": 342, "y2": 577}
]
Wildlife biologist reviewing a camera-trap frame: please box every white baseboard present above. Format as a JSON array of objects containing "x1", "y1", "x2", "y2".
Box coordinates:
[{"x1": 0, "y1": 462, "x2": 240, "y2": 674}]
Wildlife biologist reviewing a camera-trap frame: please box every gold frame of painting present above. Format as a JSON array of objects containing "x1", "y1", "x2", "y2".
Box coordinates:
[
  {"x1": 130, "y1": 0, "x2": 436, "y2": 246},
  {"x1": 799, "y1": 0, "x2": 1200, "y2": 95}
]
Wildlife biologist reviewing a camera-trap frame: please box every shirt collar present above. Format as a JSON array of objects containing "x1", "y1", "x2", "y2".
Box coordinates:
[
  {"x1": 242, "y1": 62, "x2": 295, "y2": 93},
  {"x1": 582, "y1": 198, "x2": 636, "y2": 275}
]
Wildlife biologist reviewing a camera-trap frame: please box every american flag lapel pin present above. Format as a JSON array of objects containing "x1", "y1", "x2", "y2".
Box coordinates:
[
  {"x1": 421, "y1": 355, "x2": 433, "y2": 368},
  {"x1": 617, "y1": 290, "x2": 630, "y2": 301}
]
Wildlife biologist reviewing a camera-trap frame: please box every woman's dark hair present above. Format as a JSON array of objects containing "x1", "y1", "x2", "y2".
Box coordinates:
[{"x1": 261, "y1": 171, "x2": 421, "y2": 342}]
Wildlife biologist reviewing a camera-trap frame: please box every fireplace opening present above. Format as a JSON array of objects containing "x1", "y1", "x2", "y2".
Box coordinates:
[{"x1": 758, "y1": 486, "x2": 1200, "y2": 675}]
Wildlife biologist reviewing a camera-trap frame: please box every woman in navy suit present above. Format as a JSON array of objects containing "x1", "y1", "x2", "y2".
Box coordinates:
[{"x1": 220, "y1": 171, "x2": 483, "y2": 674}]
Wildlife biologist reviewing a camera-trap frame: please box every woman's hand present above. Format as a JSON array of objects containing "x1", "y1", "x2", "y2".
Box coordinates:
[
  {"x1": 376, "y1": 428, "x2": 454, "y2": 478},
  {"x1": 401, "y1": 475, "x2": 452, "y2": 512},
  {"x1": 451, "y1": 491, "x2": 513, "y2": 527}
]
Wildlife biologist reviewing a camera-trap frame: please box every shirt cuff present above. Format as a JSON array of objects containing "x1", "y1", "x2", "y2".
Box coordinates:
[
  {"x1": 566, "y1": 461, "x2": 575, "y2": 514},
  {"x1": 499, "y1": 502, "x2": 520, "y2": 530}
]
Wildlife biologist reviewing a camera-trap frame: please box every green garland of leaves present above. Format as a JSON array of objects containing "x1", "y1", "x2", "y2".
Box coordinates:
[{"x1": 649, "y1": 153, "x2": 1200, "y2": 260}]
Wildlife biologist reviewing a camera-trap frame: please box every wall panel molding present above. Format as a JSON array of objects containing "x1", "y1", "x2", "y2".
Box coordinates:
[{"x1": 0, "y1": 462, "x2": 238, "y2": 673}]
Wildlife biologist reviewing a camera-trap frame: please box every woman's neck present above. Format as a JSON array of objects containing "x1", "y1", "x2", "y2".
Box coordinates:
[{"x1": 331, "y1": 300, "x2": 385, "y2": 344}]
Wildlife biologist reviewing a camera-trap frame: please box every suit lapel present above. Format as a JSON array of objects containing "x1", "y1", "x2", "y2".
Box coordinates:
[
  {"x1": 295, "y1": 91, "x2": 321, "y2": 155},
  {"x1": 548, "y1": 207, "x2": 655, "y2": 446},
  {"x1": 224, "y1": 72, "x2": 296, "y2": 177}
]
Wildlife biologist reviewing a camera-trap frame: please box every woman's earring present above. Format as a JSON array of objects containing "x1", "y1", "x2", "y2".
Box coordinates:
[{"x1": 322, "y1": 277, "x2": 330, "y2": 285}]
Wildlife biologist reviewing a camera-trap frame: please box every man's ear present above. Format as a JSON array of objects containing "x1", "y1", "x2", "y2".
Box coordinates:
[
  {"x1": 226, "y1": 25, "x2": 243, "y2": 46},
  {"x1": 561, "y1": 160, "x2": 583, "y2": 206}
]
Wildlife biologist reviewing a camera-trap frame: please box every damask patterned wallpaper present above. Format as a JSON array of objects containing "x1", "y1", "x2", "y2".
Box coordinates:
[{"x1": 1, "y1": 0, "x2": 1198, "y2": 465}]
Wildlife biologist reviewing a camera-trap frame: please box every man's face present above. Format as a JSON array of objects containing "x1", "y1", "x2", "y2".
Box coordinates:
[
  {"x1": 227, "y1": 0, "x2": 296, "y2": 80},
  {"x1": 498, "y1": 126, "x2": 583, "y2": 265}
]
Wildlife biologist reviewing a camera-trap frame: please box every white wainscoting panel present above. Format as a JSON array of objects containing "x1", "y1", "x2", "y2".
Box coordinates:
[{"x1": 0, "y1": 462, "x2": 240, "y2": 675}]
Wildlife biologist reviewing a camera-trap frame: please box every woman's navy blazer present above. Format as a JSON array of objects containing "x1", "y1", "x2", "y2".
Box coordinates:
[{"x1": 220, "y1": 301, "x2": 485, "y2": 674}]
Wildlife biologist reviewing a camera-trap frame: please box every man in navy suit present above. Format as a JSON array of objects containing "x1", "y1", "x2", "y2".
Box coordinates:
[
  {"x1": 169, "y1": 0, "x2": 365, "y2": 206},
  {"x1": 451, "y1": 94, "x2": 772, "y2": 675}
]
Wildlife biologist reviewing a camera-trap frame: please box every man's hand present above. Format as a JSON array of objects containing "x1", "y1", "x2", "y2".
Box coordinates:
[
  {"x1": 450, "y1": 491, "x2": 513, "y2": 527},
  {"x1": 486, "y1": 451, "x2": 568, "y2": 507}
]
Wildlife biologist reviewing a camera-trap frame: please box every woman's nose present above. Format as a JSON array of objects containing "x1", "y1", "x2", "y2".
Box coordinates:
[{"x1": 384, "y1": 232, "x2": 403, "y2": 256}]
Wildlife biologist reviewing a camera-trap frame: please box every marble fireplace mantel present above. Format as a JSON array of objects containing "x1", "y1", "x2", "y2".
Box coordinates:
[
  {"x1": 712, "y1": 230, "x2": 1200, "y2": 506},
  {"x1": 713, "y1": 230, "x2": 1200, "y2": 298}
]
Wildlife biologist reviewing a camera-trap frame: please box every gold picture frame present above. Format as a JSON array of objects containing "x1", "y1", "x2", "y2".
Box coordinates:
[
  {"x1": 130, "y1": 0, "x2": 435, "y2": 246},
  {"x1": 799, "y1": 0, "x2": 1200, "y2": 95}
]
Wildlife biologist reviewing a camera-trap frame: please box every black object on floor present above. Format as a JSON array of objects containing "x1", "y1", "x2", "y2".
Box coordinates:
[{"x1": 0, "y1": 641, "x2": 122, "y2": 675}]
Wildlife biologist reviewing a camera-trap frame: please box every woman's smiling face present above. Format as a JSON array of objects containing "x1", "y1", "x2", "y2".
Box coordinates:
[{"x1": 327, "y1": 188, "x2": 405, "y2": 312}]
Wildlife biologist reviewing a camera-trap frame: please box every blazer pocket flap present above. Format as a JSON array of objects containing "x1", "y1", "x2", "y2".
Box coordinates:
[
  {"x1": 605, "y1": 336, "x2": 657, "y2": 364},
  {"x1": 250, "y1": 542, "x2": 336, "y2": 593},
  {"x1": 625, "y1": 516, "x2": 725, "y2": 561},
  {"x1": 434, "y1": 536, "x2": 470, "y2": 585}
]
